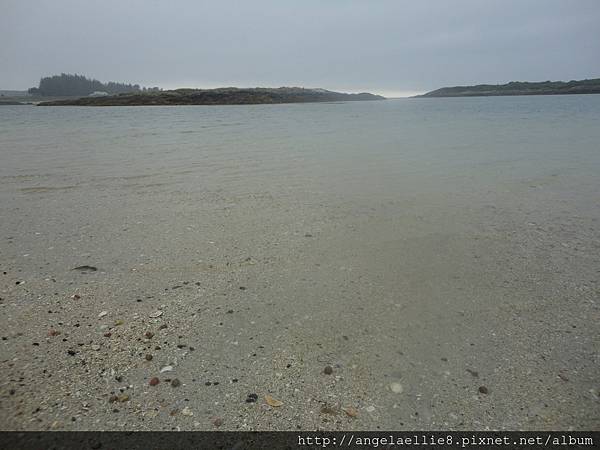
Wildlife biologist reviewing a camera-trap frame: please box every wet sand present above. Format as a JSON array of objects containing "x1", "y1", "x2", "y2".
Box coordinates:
[{"x1": 1, "y1": 100, "x2": 599, "y2": 430}]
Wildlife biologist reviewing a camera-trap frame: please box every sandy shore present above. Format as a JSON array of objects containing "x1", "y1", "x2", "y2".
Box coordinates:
[{"x1": 1, "y1": 170, "x2": 598, "y2": 431}]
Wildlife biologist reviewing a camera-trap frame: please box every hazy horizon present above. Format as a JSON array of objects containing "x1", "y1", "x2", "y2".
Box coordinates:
[{"x1": 2, "y1": 0, "x2": 600, "y2": 97}]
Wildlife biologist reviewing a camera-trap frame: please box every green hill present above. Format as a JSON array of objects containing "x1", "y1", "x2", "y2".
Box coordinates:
[{"x1": 416, "y1": 78, "x2": 600, "y2": 98}]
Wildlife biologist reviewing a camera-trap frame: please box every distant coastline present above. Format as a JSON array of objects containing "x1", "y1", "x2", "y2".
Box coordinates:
[
  {"x1": 415, "y1": 78, "x2": 600, "y2": 98},
  {"x1": 37, "y1": 87, "x2": 385, "y2": 106}
]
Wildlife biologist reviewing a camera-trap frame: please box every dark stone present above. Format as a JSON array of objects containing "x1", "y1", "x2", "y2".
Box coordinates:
[{"x1": 72, "y1": 265, "x2": 98, "y2": 272}]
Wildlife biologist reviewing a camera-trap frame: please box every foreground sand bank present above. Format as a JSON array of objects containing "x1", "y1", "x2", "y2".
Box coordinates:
[{"x1": 1, "y1": 169, "x2": 598, "y2": 430}]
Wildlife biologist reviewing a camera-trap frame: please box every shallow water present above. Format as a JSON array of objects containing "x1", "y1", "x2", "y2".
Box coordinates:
[
  {"x1": 2, "y1": 96, "x2": 599, "y2": 200},
  {"x1": 1, "y1": 96, "x2": 599, "y2": 430}
]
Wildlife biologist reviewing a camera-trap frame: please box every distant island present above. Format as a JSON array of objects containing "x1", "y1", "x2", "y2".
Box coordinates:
[
  {"x1": 416, "y1": 78, "x2": 600, "y2": 98},
  {"x1": 28, "y1": 73, "x2": 161, "y2": 97},
  {"x1": 38, "y1": 87, "x2": 385, "y2": 106}
]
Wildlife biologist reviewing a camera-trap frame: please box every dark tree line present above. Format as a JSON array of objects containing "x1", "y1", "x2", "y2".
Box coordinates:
[{"x1": 28, "y1": 73, "x2": 160, "y2": 96}]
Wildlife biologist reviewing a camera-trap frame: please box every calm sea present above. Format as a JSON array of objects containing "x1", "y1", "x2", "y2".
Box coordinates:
[{"x1": 1, "y1": 96, "x2": 599, "y2": 204}]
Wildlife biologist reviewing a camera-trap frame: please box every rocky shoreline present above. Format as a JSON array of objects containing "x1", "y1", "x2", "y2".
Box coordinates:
[{"x1": 38, "y1": 87, "x2": 385, "y2": 106}]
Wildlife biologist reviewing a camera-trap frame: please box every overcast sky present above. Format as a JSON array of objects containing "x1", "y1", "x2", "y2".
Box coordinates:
[{"x1": 2, "y1": 0, "x2": 600, "y2": 96}]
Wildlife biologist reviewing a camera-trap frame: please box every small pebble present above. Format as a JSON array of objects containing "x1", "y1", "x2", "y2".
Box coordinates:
[
  {"x1": 389, "y1": 382, "x2": 403, "y2": 394},
  {"x1": 558, "y1": 373, "x2": 569, "y2": 382},
  {"x1": 478, "y1": 386, "x2": 489, "y2": 394},
  {"x1": 323, "y1": 366, "x2": 333, "y2": 375},
  {"x1": 171, "y1": 378, "x2": 181, "y2": 387},
  {"x1": 145, "y1": 331, "x2": 154, "y2": 339},
  {"x1": 320, "y1": 404, "x2": 338, "y2": 415},
  {"x1": 212, "y1": 417, "x2": 223, "y2": 427},
  {"x1": 149, "y1": 377, "x2": 160, "y2": 386},
  {"x1": 181, "y1": 407, "x2": 193, "y2": 416},
  {"x1": 145, "y1": 354, "x2": 153, "y2": 361},
  {"x1": 342, "y1": 406, "x2": 359, "y2": 418}
]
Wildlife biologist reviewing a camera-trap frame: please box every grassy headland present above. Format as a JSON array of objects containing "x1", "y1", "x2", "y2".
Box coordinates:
[{"x1": 416, "y1": 78, "x2": 600, "y2": 98}]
